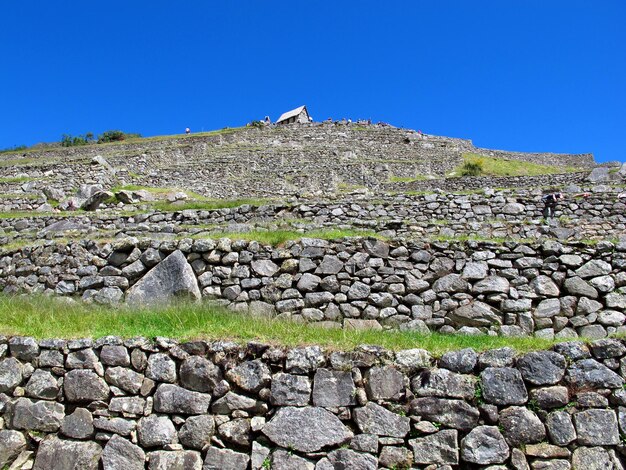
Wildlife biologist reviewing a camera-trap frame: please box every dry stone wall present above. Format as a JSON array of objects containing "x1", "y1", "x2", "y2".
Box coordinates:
[
  {"x1": 1, "y1": 336, "x2": 626, "y2": 469},
  {"x1": 2, "y1": 237, "x2": 626, "y2": 339}
]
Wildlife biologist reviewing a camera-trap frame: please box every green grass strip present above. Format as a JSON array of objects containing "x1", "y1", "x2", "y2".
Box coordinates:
[
  {"x1": 447, "y1": 153, "x2": 583, "y2": 178},
  {"x1": 0, "y1": 295, "x2": 559, "y2": 355}
]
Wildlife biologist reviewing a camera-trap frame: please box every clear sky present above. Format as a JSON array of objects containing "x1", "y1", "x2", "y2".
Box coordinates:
[{"x1": 1, "y1": 1, "x2": 624, "y2": 162}]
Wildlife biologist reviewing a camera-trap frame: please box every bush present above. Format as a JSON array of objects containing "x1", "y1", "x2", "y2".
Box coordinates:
[
  {"x1": 460, "y1": 161, "x2": 483, "y2": 177},
  {"x1": 0, "y1": 145, "x2": 27, "y2": 154},
  {"x1": 60, "y1": 133, "x2": 94, "y2": 147},
  {"x1": 97, "y1": 130, "x2": 141, "y2": 143}
]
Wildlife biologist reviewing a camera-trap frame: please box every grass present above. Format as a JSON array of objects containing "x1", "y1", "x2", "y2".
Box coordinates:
[
  {"x1": 150, "y1": 198, "x2": 269, "y2": 212},
  {"x1": 388, "y1": 175, "x2": 431, "y2": 183},
  {"x1": 190, "y1": 228, "x2": 381, "y2": 245},
  {"x1": 447, "y1": 153, "x2": 582, "y2": 178},
  {"x1": 0, "y1": 176, "x2": 37, "y2": 183},
  {"x1": 0, "y1": 295, "x2": 560, "y2": 355}
]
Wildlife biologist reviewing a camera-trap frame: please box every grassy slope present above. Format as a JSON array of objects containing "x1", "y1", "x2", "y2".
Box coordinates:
[
  {"x1": 0, "y1": 296, "x2": 559, "y2": 355},
  {"x1": 448, "y1": 153, "x2": 582, "y2": 177}
]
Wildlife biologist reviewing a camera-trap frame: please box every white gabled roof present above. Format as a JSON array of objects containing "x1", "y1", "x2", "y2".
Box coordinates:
[{"x1": 277, "y1": 105, "x2": 307, "y2": 123}]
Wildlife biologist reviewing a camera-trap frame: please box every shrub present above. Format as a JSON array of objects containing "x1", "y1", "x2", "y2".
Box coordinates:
[
  {"x1": 460, "y1": 161, "x2": 483, "y2": 177},
  {"x1": 60, "y1": 133, "x2": 94, "y2": 147},
  {"x1": 97, "y1": 130, "x2": 126, "y2": 143},
  {"x1": 0, "y1": 145, "x2": 27, "y2": 154}
]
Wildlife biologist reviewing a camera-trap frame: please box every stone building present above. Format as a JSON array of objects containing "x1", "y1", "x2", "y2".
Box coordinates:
[{"x1": 276, "y1": 105, "x2": 311, "y2": 125}]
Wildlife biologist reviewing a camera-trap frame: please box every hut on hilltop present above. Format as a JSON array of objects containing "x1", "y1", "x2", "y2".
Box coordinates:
[{"x1": 276, "y1": 105, "x2": 311, "y2": 125}]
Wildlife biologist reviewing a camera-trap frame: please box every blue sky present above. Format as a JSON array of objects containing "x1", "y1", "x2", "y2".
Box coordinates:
[{"x1": 1, "y1": 1, "x2": 624, "y2": 162}]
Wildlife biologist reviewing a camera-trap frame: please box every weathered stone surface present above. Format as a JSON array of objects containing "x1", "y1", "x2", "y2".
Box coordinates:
[
  {"x1": 0, "y1": 430, "x2": 27, "y2": 468},
  {"x1": 102, "y1": 435, "x2": 145, "y2": 470},
  {"x1": 545, "y1": 411, "x2": 576, "y2": 446},
  {"x1": 324, "y1": 449, "x2": 377, "y2": 470},
  {"x1": 64, "y1": 369, "x2": 110, "y2": 402},
  {"x1": 203, "y1": 446, "x2": 249, "y2": 470},
  {"x1": 10, "y1": 397, "x2": 64, "y2": 432},
  {"x1": 410, "y1": 397, "x2": 479, "y2": 431},
  {"x1": 460, "y1": 426, "x2": 509, "y2": 465},
  {"x1": 576, "y1": 259, "x2": 612, "y2": 278},
  {"x1": 148, "y1": 450, "x2": 202, "y2": 470},
  {"x1": 566, "y1": 358, "x2": 623, "y2": 390},
  {"x1": 354, "y1": 402, "x2": 410, "y2": 437},
  {"x1": 449, "y1": 301, "x2": 501, "y2": 327},
  {"x1": 61, "y1": 407, "x2": 94, "y2": 439},
  {"x1": 270, "y1": 449, "x2": 315, "y2": 470},
  {"x1": 530, "y1": 275, "x2": 559, "y2": 296},
  {"x1": 0, "y1": 357, "x2": 23, "y2": 393},
  {"x1": 347, "y1": 281, "x2": 371, "y2": 300},
  {"x1": 364, "y1": 366, "x2": 405, "y2": 400},
  {"x1": 394, "y1": 348, "x2": 433, "y2": 373},
  {"x1": 126, "y1": 250, "x2": 201, "y2": 305},
  {"x1": 571, "y1": 447, "x2": 614, "y2": 470},
  {"x1": 433, "y1": 274, "x2": 469, "y2": 293},
  {"x1": 105, "y1": 366, "x2": 144, "y2": 394},
  {"x1": 137, "y1": 415, "x2": 177, "y2": 448},
  {"x1": 270, "y1": 373, "x2": 311, "y2": 406},
  {"x1": 25, "y1": 368, "x2": 58, "y2": 399},
  {"x1": 94, "y1": 417, "x2": 136, "y2": 436},
  {"x1": 439, "y1": 348, "x2": 477, "y2": 373},
  {"x1": 33, "y1": 437, "x2": 102, "y2": 470},
  {"x1": 410, "y1": 429, "x2": 459, "y2": 465},
  {"x1": 499, "y1": 406, "x2": 546, "y2": 446},
  {"x1": 212, "y1": 391, "x2": 262, "y2": 414},
  {"x1": 226, "y1": 359, "x2": 271, "y2": 393},
  {"x1": 251, "y1": 259, "x2": 279, "y2": 277},
  {"x1": 473, "y1": 276, "x2": 510, "y2": 294},
  {"x1": 262, "y1": 406, "x2": 353, "y2": 452},
  {"x1": 9, "y1": 336, "x2": 39, "y2": 361},
  {"x1": 180, "y1": 356, "x2": 222, "y2": 393},
  {"x1": 481, "y1": 367, "x2": 528, "y2": 405},
  {"x1": 312, "y1": 369, "x2": 356, "y2": 407},
  {"x1": 530, "y1": 385, "x2": 569, "y2": 409},
  {"x1": 178, "y1": 415, "x2": 215, "y2": 450},
  {"x1": 516, "y1": 351, "x2": 566, "y2": 385},
  {"x1": 574, "y1": 409, "x2": 620, "y2": 445},
  {"x1": 379, "y1": 446, "x2": 413, "y2": 469},
  {"x1": 412, "y1": 368, "x2": 476, "y2": 400},
  {"x1": 153, "y1": 383, "x2": 211, "y2": 414},
  {"x1": 146, "y1": 353, "x2": 177, "y2": 383},
  {"x1": 285, "y1": 346, "x2": 325, "y2": 373}
]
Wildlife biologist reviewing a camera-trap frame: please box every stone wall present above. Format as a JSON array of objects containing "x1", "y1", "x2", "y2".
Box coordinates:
[
  {"x1": 0, "y1": 125, "x2": 596, "y2": 199},
  {"x1": 1, "y1": 336, "x2": 626, "y2": 469},
  {"x1": 2, "y1": 236, "x2": 626, "y2": 339}
]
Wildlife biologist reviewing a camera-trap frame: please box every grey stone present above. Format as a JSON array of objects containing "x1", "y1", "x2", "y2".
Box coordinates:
[
  {"x1": 576, "y1": 259, "x2": 612, "y2": 278},
  {"x1": 93, "y1": 417, "x2": 136, "y2": 436},
  {"x1": 9, "y1": 397, "x2": 64, "y2": 432},
  {"x1": 126, "y1": 250, "x2": 201, "y2": 306},
  {"x1": 105, "y1": 366, "x2": 144, "y2": 394},
  {"x1": 153, "y1": 383, "x2": 211, "y2": 414},
  {"x1": 297, "y1": 273, "x2": 321, "y2": 291},
  {"x1": 100, "y1": 345, "x2": 130, "y2": 366},
  {"x1": 226, "y1": 359, "x2": 271, "y2": 392},
  {"x1": 178, "y1": 415, "x2": 215, "y2": 450},
  {"x1": 64, "y1": 369, "x2": 109, "y2": 403},
  {"x1": 394, "y1": 348, "x2": 433, "y2": 373},
  {"x1": 61, "y1": 407, "x2": 94, "y2": 439},
  {"x1": 271, "y1": 449, "x2": 315, "y2": 470},
  {"x1": 146, "y1": 353, "x2": 177, "y2": 383},
  {"x1": 460, "y1": 426, "x2": 509, "y2": 465},
  {"x1": 350, "y1": 433, "x2": 378, "y2": 453},
  {"x1": 574, "y1": 409, "x2": 620, "y2": 445},
  {"x1": 212, "y1": 391, "x2": 262, "y2": 414},
  {"x1": 462, "y1": 261, "x2": 488, "y2": 280},
  {"x1": 353, "y1": 402, "x2": 410, "y2": 437},
  {"x1": 251, "y1": 259, "x2": 279, "y2": 277},
  {"x1": 251, "y1": 442, "x2": 270, "y2": 470},
  {"x1": 481, "y1": 367, "x2": 528, "y2": 405},
  {"x1": 589, "y1": 338, "x2": 626, "y2": 358},
  {"x1": 364, "y1": 366, "x2": 405, "y2": 400},
  {"x1": 203, "y1": 446, "x2": 249, "y2": 470},
  {"x1": 534, "y1": 298, "x2": 561, "y2": 318},
  {"x1": 449, "y1": 301, "x2": 501, "y2": 327},
  {"x1": 478, "y1": 347, "x2": 516, "y2": 369},
  {"x1": 410, "y1": 429, "x2": 459, "y2": 465},
  {"x1": 8, "y1": 336, "x2": 39, "y2": 361},
  {"x1": 433, "y1": 274, "x2": 469, "y2": 293},
  {"x1": 363, "y1": 239, "x2": 389, "y2": 258},
  {"x1": 148, "y1": 450, "x2": 202, "y2": 470},
  {"x1": 270, "y1": 372, "x2": 311, "y2": 406},
  {"x1": 499, "y1": 406, "x2": 546, "y2": 446},
  {"x1": 312, "y1": 369, "x2": 356, "y2": 407},
  {"x1": 571, "y1": 447, "x2": 614, "y2": 470},
  {"x1": 316, "y1": 255, "x2": 344, "y2": 275},
  {"x1": 285, "y1": 346, "x2": 325, "y2": 373},
  {"x1": 0, "y1": 358, "x2": 23, "y2": 393},
  {"x1": 530, "y1": 275, "x2": 559, "y2": 296},
  {"x1": 517, "y1": 351, "x2": 566, "y2": 385},
  {"x1": 262, "y1": 406, "x2": 353, "y2": 452},
  {"x1": 66, "y1": 348, "x2": 99, "y2": 369},
  {"x1": 33, "y1": 437, "x2": 102, "y2": 470},
  {"x1": 378, "y1": 446, "x2": 413, "y2": 469},
  {"x1": 347, "y1": 281, "x2": 371, "y2": 300},
  {"x1": 324, "y1": 448, "x2": 377, "y2": 470},
  {"x1": 410, "y1": 397, "x2": 479, "y2": 431},
  {"x1": 473, "y1": 276, "x2": 510, "y2": 294},
  {"x1": 530, "y1": 385, "x2": 569, "y2": 409},
  {"x1": 545, "y1": 411, "x2": 576, "y2": 446},
  {"x1": 439, "y1": 348, "x2": 477, "y2": 373},
  {"x1": 564, "y1": 276, "x2": 598, "y2": 298},
  {"x1": 0, "y1": 430, "x2": 26, "y2": 468},
  {"x1": 566, "y1": 358, "x2": 623, "y2": 390},
  {"x1": 137, "y1": 415, "x2": 177, "y2": 448},
  {"x1": 109, "y1": 396, "x2": 146, "y2": 415},
  {"x1": 180, "y1": 356, "x2": 222, "y2": 393},
  {"x1": 412, "y1": 368, "x2": 476, "y2": 400},
  {"x1": 102, "y1": 435, "x2": 145, "y2": 470}
]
